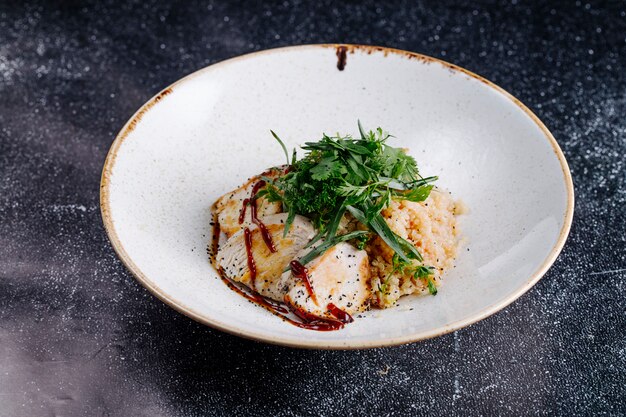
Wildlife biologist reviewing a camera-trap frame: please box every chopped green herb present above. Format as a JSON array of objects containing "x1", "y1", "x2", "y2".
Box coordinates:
[
  {"x1": 264, "y1": 122, "x2": 438, "y2": 280},
  {"x1": 426, "y1": 276, "x2": 438, "y2": 296},
  {"x1": 377, "y1": 254, "x2": 437, "y2": 297}
]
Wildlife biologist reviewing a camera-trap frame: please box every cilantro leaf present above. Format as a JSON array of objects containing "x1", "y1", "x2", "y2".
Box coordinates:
[{"x1": 310, "y1": 156, "x2": 342, "y2": 180}]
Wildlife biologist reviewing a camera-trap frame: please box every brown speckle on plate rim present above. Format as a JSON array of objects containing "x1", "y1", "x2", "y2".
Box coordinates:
[
  {"x1": 100, "y1": 44, "x2": 574, "y2": 350},
  {"x1": 119, "y1": 88, "x2": 172, "y2": 142},
  {"x1": 336, "y1": 45, "x2": 348, "y2": 71}
]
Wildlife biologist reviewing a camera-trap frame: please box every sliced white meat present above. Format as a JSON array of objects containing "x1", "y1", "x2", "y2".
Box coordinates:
[
  {"x1": 213, "y1": 168, "x2": 283, "y2": 238},
  {"x1": 283, "y1": 242, "x2": 371, "y2": 320},
  {"x1": 217, "y1": 214, "x2": 315, "y2": 300}
]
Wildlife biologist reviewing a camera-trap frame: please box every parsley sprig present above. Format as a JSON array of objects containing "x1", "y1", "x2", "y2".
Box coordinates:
[{"x1": 259, "y1": 122, "x2": 437, "y2": 266}]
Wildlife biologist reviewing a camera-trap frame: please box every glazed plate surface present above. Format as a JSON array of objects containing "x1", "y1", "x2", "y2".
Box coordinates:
[{"x1": 101, "y1": 45, "x2": 573, "y2": 349}]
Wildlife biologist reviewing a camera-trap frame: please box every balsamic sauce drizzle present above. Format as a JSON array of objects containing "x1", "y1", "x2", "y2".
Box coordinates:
[
  {"x1": 327, "y1": 302, "x2": 354, "y2": 323},
  {"x1": 248, "y1": 180, "x2": 277, "y2": 253},
  {"x1": 238, "y1": 198, "x2": 250, "y2": 224},
  {"x1": 289, "y1": 260, "x2": 319, "y2": 305},
  {"x1": 243, "y1": 228, "x2": 257, "y2": 289},
  {"x1": 213, "y1": 179, "x2": 354, "y2": 331}
]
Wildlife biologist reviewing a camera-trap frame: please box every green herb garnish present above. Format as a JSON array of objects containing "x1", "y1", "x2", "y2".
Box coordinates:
[
  {"x1": 262, "y1": 123, "x2": 437, "y2": 275},
  {"x1": 378, "y1": 254, "x2": 438, "y2": 296}
]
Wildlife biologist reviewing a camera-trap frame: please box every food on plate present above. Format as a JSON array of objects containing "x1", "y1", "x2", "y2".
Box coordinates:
[
  {"x1": 217, "y1": 213, "x2": 315, "y2": 300},
  {"x1": 211, "y1": 123, "x2": 463, "y2": 330}
]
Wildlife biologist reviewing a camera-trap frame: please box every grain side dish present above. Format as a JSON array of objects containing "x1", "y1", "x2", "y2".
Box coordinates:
[{"x1": 211, "y1": 123, "x2": 463, "y2": 331}]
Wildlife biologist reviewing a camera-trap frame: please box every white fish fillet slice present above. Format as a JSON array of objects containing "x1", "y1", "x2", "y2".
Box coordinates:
[
  {"x1": 283, "y1": 242, "x2": 371, "y2": 319},
  {"x1": 216, "y1": 214, "x2": 315, "y2": 300},
  {"x1": 213, "y1": 169, "x2": 283, "y2": 238}
]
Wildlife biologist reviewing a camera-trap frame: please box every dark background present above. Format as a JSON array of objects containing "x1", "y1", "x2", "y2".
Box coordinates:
[{"x1": 1, "y1": 1, "x2": 625, "y2": 416}]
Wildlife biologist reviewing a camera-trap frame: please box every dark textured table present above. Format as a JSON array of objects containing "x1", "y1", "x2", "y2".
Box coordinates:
[{"x1": 1, "y1": 1, "x2": 625, "y2": 416}]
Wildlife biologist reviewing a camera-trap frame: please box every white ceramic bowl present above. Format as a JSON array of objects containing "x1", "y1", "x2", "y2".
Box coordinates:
[{"x1": 101, "y1": 45, "x2": 573, "y2": 349}]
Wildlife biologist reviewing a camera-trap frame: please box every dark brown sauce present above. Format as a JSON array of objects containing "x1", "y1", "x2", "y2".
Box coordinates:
[
  {"x1": 292, "y1": 317, "x2": 344, "y2": 331},
  {"x1": 218, "y1": 273, "x2": 351, "y2": 332},
  {"x1": 286, "y1": 297, "x2": 345, "y2": 331},
  {"x1": 219, "y1": 274, "x2": 288, "y2": 314},
  {"x1": 243, "y1": 228, "x2": 257, "y2": 289},
  {"x1": 220, "y1": 232, "x2": 352, "y2": 331},
  {"x1": 220, "y1": 276, "x2": 343, "y2": 331},
  {"x1": 289, "y1": 260, "x2": 318, "y2": 305},
  {"x1": 214, "y1": 175, "x2": 351, "y2": 331},
  {"x1": 251, "y1": 206, "x2": 276, "y2": 253},
  {"x1": 248, "y1": 180, "x2": 277, "y2": 253},
  {"x1": 238, "y1": 198, "x2": 250, "y2": 224},
  {"x1": 327, "y1": 303, "x2": 354, "y2": 323},
  {"x1": 336, "y1": 45, "x2": 348, "y2": 71}
]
